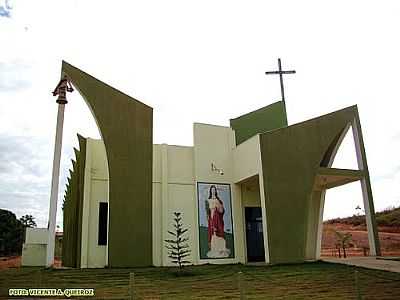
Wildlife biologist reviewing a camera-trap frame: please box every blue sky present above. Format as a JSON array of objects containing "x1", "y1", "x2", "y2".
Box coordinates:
[
  {"x1": 1, "y1": 0, "x2": 399, "y2": 229},
  {"x1": 0, "y1": 0, "x2": 12, "y2": 18}
]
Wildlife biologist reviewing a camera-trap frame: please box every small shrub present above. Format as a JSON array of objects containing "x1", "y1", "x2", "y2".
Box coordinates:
[{"x1": 165, "y1": 212, "x2": 191, "y2": 271}]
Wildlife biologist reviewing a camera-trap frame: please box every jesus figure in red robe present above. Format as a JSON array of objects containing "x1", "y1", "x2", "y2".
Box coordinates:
[{"x1": 206, "y1": 185, "x2": 230, "y2": 258}]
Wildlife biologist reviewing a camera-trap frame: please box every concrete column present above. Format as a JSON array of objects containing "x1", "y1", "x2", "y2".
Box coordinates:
[
  {"x1": 257, "y1": 136, "x2": 270, "y2": 264},
  {"x1": 80, "y1": 139, "x2": 92, "y2": 268},
  {"x1": 161, "y1": 144, "x2": 168, "y2": 266},
  {"x1": 315, "y1": 123, "x2": 350, "y2": 259},
  {"x1": 352, "y1": 114, "x2": 381, "y2": 256},
  {"x1": 104, "y1": 141, "x2": 110, "y2": 267},
  {"x1": 258, "y1": 173, "x2": 270, "y2": 264},
  {"x1": 105, "y1": 195, "x2": 109, "y2": 266},
  {"x1": 47, "y1": 104, "x2": 66, "y2": 267},
  {"x1": 233, "y1": 183, "x2": 246, "y2": 264},
  {"x1": 315, "y1": 190, "x2": 326, "y2": 259}
]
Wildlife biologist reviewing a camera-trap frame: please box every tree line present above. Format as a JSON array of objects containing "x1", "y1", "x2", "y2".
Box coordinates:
[{"x1": 0, "y1": 209, "x2": 36, "y2": 256}]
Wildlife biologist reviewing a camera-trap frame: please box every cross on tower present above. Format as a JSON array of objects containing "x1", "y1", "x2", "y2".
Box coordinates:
[{"x1": 265, "y1": 58, "x2": 296, "y2": 106}]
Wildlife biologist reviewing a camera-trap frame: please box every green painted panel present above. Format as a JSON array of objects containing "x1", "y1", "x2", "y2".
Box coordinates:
[
  {"x1": 62, "y1": 61, "x2": 153, "y2": 267},
  {"x1": 71, "y1": 160, "x2": 78, "y2": 268},
  {"x1": 259, "y1": 106, "x2": 358, "y2": 264},
  {"x1": 230, "y1": 101, "x2": 288, "y2": 145},
  {"x1": 62, "y1": 136, "x2": 87, "y2": 268},
  {"x1": 76, "y1": 135, "x2": 86, "y2": 268},
  {"x1": 63, "y1": 163, "x2": 77, "y2": 267}
]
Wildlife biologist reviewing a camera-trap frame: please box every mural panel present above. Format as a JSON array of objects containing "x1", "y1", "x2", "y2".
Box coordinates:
[{"x1": 197, "y1": 182, "x2": 235, "y2": 259}]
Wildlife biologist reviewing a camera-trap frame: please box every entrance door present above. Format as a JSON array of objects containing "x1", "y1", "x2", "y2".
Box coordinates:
[{"x1": 245, "y1": 207, "x2": 265, "y2": 262}]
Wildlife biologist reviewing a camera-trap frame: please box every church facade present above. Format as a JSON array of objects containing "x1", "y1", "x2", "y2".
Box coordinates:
[{"x1": 55, "y1": 62, "x2": 381, "y2": 268}]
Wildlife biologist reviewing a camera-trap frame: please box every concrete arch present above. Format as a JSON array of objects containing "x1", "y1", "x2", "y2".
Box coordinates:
[
  {"x1": 61, "y1": 61, "x2": 153, "y2": 267},
  {"x1": 258, "y1": 105, "x2": 380, "y2": 264},
  {"x1": 315, "y1": 113, "x2": 381, "y2": 259},
  {"x1": 314, "y1": 122, "x2": 351, "y2": 259}
]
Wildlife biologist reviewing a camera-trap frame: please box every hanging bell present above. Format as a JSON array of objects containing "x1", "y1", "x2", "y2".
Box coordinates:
[
  {"x1": 52, "y1": 76, "x2": 73, "y2": 104},
  {"x1": 56, "y1": 89, "x2": 67, "y2": 104}
]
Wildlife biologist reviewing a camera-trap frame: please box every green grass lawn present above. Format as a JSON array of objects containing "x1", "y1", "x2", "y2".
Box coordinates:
[{"x1": 1, "y1": 261, "x2": 400, "y2": 299}]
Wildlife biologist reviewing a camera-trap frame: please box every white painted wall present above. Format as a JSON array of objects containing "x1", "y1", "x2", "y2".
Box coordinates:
[
  {"x1": 21, "y1": 228, "x2": 48, "y2": 266},
  {"x1": 241, "y1": 180, "x2": 261, "y2": 207},
  {"x1": 240, "y1": 178, "x2": 262, "y2": 263},
  {"x1": 153, "y1": 144, "x2": 197, "y2": 266},
  {"x1": 80, "y1": 138, "x2": 108, "y2": 268},
  {"x1": 232, "y1": 134, "x2": 270, "y2": 263},
  {"x1": 232, "y1": 135, "x2": 261, "y2": 183},
  {"x1": 21, "y1": 244, "x2": 47, "y2": 266},
  {"x1": 80, "y1": 138, "x2": 92, "y2": 268},
  {"x1": 193, "y1": 123, "x2": 235, "y2": 183},
  {"x1": 78, "y1": 123, "x2": 269, "y2": 267},
  {"x1": 21, "y1": 227, "x2": 49, "y2": 266},
  {"x1": 193, "y1": 123, "x2": 246, "y2": 264},
  {"x1": 25, "y1": 228, "x2": 48, "y2": 244},
  {"x1": 152, "y1": 145, "x2": 162, "y2": 266}
]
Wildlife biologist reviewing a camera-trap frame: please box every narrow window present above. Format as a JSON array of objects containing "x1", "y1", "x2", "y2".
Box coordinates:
[{"x1": 98, "y1": 202, "x2": 108, "y2": 245}]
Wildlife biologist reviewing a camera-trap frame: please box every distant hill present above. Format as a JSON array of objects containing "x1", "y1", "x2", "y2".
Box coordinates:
[
  {"x1": 324, "y1": 206, "x2": 400, "y2": 227},
  {"x1": 322, "y1": 206, "x2": 400, "y2": 257}
]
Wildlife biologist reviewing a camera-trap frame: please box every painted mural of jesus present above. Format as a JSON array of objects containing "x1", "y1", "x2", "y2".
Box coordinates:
[{"x1": 206, "y1": 185, "x2": 230, "y2": 258}]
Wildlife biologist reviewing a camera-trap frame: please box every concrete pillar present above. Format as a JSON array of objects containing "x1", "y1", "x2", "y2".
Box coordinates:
[
  {"x1": 80, "y1": 139, "x2": 91, "y2": 268},
  {"x1": 161, "y1": 144, "x2": 169, "y2": 266},
  {"x1": 257, "y1": 136, "x2": 270, "y2": 264},
  {"x1": 315, "y1": 190, "x2": 326, "y2": 259},
  {"x1": 315, "y1": 123, "x2": 350, "y2": 260},
  {"x1": 47, "y1": 104, "x2": 66, "y2": 267},
  {"x1": 352, "y1": 114, "x2": 381, "y2": 256},
  {"x1": 104, "y1": 141, "x2": 110, "y2": 267}
]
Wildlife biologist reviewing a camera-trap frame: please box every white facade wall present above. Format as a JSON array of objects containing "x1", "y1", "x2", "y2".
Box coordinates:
[
  {"x1": 232, "y1": 135, "x2": 262, "y2": 183},
  {"x1": 152, "y1": 144, "x2": 197, "y2": 266},
  {"x1": 21, "y1": 228, "x2": 48, "y2": 266},
  {"x1": 193, "y1": 123, "x2": 246, "y2": 264},
  {"x1": 21, "y1": 244, "x2": 47, "y2": 266},
  {"x1": 25, "y1": 228, "x2": 48, "y2": 244},
  {"x1": 80, "y1": 123, "x2": 265, "y2": 267},
  {"x1": 80, "y1": 138, "x2": 109, "y2": 268},
  {"x1": 241, "y1": 180, "x2": 261, "y2": 207},
  {"x1": 232, "y1": 134, "x2": 270, "y2": 263}
]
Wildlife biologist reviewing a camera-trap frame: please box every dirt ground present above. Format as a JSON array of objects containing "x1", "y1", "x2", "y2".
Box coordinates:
[
  {"x1": 0, "y1": 257, "x2": 61, "y2": 270},
  {"x1": 322, "y1": 224, "x2": 400, "y2": 257},
  {"x1": 0, "y1": 256, "x2": 20, "y2": 269}
]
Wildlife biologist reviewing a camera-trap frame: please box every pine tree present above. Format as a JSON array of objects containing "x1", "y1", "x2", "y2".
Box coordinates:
[
  {"x1": 19, "y1": 215, "x2": 37, "y2": 228},
  {"x1": 165, "y1": 212, "x2": 191, "y2": 269}
]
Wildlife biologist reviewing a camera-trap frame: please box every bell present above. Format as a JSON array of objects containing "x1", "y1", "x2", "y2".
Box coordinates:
[
  {"x1": 53, "y1": 76, "x2": 73, "y2": 104},
  {"x1": 56, "y1": 90, "x2": 68, "y2": 104}
]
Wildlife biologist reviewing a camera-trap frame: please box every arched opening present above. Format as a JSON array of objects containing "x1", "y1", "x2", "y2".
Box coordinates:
[
  {"x1": 316, "y1": 120, "x2": 380, "y2": 259},
  {"x1": 322, "y1": 182, "x2": 368, "y2": 258}
]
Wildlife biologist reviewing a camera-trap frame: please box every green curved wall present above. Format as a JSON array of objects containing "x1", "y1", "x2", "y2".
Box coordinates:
[
  {"x1": 62, "y1": 61, "x2": 153, "y2": 267},
  {"x1": 259, "y1": 106, "x2": 380, "y2": 263}
]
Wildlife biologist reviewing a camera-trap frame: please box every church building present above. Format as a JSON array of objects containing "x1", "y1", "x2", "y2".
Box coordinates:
[{"x1": 23, "y1": 61, "x2": 382, "y2": 268}]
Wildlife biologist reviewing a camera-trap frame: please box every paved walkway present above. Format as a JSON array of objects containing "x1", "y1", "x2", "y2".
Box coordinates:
[{"x1": 323, "y1": 257, "x2": 400, "y2": 273}]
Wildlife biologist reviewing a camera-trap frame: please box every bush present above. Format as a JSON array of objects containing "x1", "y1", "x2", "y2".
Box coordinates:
[{"x1": 0, "y1": 209, "x2": 24, "y2": 256}]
